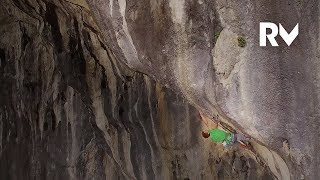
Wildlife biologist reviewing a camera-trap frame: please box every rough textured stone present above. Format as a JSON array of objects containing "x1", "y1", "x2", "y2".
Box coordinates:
[
  {"x1": 0, "y1": 0, "x2": 273, "y2": 179},
  {"x1": 86, "y1": 0, "x2": 320, "y2": 179}
]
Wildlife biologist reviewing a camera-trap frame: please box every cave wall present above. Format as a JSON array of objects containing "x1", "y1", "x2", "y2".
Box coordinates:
[
  {"x1": 86, "y1": 0, "x2": 320, "y2": 179},
  {"x1": 0, "y1": 0, "x2": 273, "y2": 179}
]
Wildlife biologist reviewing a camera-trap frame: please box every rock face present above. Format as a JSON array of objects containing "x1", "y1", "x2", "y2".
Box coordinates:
[
  {"x1": 0, "y1": 0, "x2": 274, "y2": 179},
  {"x1": 86, "y1": 0, "x2": 320, "y2": 179}
]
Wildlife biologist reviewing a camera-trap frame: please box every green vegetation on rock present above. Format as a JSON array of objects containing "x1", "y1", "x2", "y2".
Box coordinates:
[
  {"x1": 237, "y1": 36, "x2": 246, "y2": 48},
  {"x1": 214, "y1": 32, "x2": 220, "y2": 43}
]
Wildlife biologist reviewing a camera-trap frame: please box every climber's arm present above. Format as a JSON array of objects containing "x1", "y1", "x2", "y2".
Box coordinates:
[
  {"x1": 199, "y1": 111, "x2": 218, "y2": 129},
  {"x1": 212, "y1": 120, "x2": 218, "y2": 129}
]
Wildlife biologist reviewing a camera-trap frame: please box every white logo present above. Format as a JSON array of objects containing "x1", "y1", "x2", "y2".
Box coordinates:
[{"x1": 260, "y1": 22, "x2": 299, "y2": 46}]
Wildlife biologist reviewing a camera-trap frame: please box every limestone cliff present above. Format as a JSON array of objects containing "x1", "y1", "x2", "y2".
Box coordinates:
[
  {"x1": 86, "y1": 0, "x2": 320, "y2": 179},
  {"x1": 0, "y1": 0, "x2": 273, "y2": 179}
]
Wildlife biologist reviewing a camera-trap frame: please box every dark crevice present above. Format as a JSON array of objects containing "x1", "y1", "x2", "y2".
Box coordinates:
[
  {"x1": 0, "y1": 49, "x2": 5, "y2": 68},
  {"x1": 45, "y1": 2, "x2": 63, "y2": 52},
  {"x1": 101, "y1": 79, "x2": 106, "y2": 88},
  {"x1": 20, "y1": 25, "x2": 31, "y2": 51},
  {"x1": 51, "y1": 110, "x2": 56, "y2": 132},
  {"x1": 23, "y1": 82, "x2": 38, "y2": 94},
  {"x1": 43, "y1": 122, "x2": 48, "y2": 131},
  {"x1": 118, "y1": 106, "x2": 124, "y2": 118},
  {"x1": 72, "y1": 18, "x2": 86, "y2": 76},
  {"x1": 125, "y1": 76, "x2": 133, "y2": 82},
  {"x1": 65, "y1": 18, "x2": 87, "y2": 87},
  {"x1": 123, "y1": 83, "x2": 128, "y2": 91}
]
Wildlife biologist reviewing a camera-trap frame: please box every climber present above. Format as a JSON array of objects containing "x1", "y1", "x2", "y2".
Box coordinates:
[{"x1": 199, "y1": 111, "x2": 251, "y2": 148}]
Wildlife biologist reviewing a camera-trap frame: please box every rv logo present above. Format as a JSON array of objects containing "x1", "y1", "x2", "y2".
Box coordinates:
[{"x1": 260, "y1": 22, "x2": 299, "y2": 46}]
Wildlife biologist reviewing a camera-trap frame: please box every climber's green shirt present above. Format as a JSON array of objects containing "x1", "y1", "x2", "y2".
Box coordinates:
[{"x1": 209, "y1": 129, "x2": 232, "y2": 143}]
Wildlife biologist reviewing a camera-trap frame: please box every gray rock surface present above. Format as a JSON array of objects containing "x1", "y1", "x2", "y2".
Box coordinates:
[
  {"x1": 86, "y1": 0, "x2": 320, "y2": 179},
  {"x1": 0, "y1": 0, "x2": 274, "y2": 179}
]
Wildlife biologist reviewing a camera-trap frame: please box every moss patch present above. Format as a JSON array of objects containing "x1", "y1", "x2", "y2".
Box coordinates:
[
  {"x1": 237, "y1": 36, "x2": 247, "y2": 48},
  {"x1": 214, "y1": 32, "x2": 221, "y2": 43}
]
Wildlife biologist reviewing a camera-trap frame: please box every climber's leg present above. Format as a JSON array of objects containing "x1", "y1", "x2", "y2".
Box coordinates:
[{"x1": 235, "y1": 133, "x2": 251, "y2": 145}]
